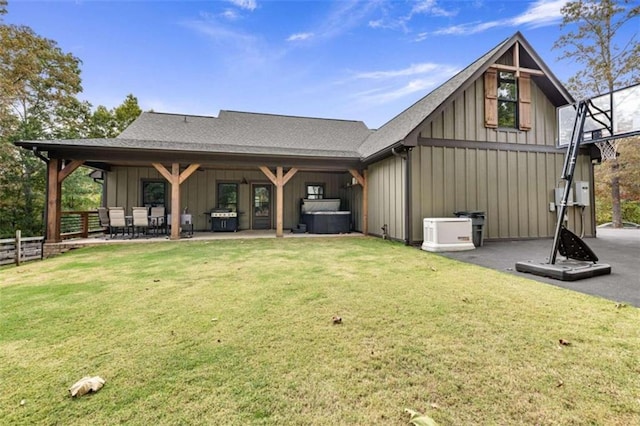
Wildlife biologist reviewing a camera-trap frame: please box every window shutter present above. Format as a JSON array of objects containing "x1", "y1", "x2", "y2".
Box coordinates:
[
  {"x1": 484, "y1": 69, "x2": 498, "y2": 128},
  {"x1": 518, "y1": 73, "x2": 532, "y2": 131}
]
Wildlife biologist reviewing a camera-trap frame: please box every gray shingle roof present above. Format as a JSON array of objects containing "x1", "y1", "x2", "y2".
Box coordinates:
[{"x1": 117, "y1": 110, "x2": 372, "y2": 157}]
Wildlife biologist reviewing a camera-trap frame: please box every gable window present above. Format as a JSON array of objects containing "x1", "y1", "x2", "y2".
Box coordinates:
[
  {"x1": 218, "y1": 182, "x2": 238, "y2": 212},
  {"x1": 142, "y1": 180, "x2": 167, "y2": 207},
  {"x1": 306, "y1": 183, "x2": 324, "y2": 199},
  {"x1": 485, "y1": 69, "x2": 532, "y2": 131},
  {"x1": 497, "y1": 72, "x2": 518, "y2": 128}
]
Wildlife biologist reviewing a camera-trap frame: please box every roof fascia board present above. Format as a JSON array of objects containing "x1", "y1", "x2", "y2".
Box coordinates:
[
  {"x1": 514, "y1": 33, "x2": 574, "y2": 104},
  {"x1": 403, "y1": 36, "x2": 517, "y2": 145},
  {"x1": 22, "y1": 145, "x2": 362, "y2": 171},
  {"x1": 360, "y1": 141, "x2": 405, "y2": 166},
  {"x1": 404, "y1": 33, "x2": 573, "y2": 145}
]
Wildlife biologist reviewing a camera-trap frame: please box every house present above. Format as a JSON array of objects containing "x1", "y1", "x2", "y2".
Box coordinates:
[{"x1": 16, "y1": 32, "x2": 596, "y2": 251}]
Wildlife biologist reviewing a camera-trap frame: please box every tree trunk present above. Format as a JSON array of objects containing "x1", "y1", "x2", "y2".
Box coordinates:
[{"x1": 610, "y1": 159, "x2": 622, "y2": 228}]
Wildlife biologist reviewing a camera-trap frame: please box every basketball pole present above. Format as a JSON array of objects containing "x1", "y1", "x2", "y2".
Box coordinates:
[{"x1": 549, "y1": 101, "x2": 588, "y2": 264}]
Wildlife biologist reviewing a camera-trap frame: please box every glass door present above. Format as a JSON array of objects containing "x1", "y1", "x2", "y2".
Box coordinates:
[{"x1": 252, "y1": 184, "x2": 272, "y2": 229}]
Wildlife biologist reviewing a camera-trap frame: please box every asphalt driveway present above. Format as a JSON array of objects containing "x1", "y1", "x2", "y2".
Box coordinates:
[{"x1": 439, "y1": 228, "x2": 640, "y2": 307}]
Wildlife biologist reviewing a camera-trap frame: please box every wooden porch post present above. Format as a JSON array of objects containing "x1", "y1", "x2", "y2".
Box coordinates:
[
  {"x1": 259, "y1": 166, "x2": 298, "y2": 237},
  {"x1": 152, "y1": 162, "x2": 200, "y2": 240},
  {"x1": 349, "y1": 169, "x2": 368, "y2": 235},
  {"x1": 46, "y1": 159, "x2": 85, "y2": 243},
  {"x1": 46, "y1": 159, "x2": 61, "y2": 243}
]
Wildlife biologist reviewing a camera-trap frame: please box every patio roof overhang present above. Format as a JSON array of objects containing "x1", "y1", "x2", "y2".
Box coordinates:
[{"x1": 16, "y1": 140, "x2": 363, "y2": 171}]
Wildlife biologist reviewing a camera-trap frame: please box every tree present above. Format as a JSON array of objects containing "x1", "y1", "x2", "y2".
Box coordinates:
[
  {"x1": 0, "y1": 12, "x2": 83, "y2": 237},
  {"x1": 554, "y1": 0, "x2": 640, "y2": 227},
  {"x1": 0, "y1": 4, "x2": 144, "y2": 237},
  {"x1": 87, "y1": 94, "x2": 141, "y2": 138}
]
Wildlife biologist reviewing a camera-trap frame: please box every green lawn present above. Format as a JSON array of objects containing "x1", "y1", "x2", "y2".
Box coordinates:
[{"x1": 1, "y1": 237, "x2": 639, "y2": 424}]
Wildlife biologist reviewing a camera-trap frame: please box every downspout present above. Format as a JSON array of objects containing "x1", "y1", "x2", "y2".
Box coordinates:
[
  {"x1": 391, "y1": 145, "x2": 412, "y2": 245},
  {"x1": 405, "y1": 147, "x2": 412, "y2": 246}
]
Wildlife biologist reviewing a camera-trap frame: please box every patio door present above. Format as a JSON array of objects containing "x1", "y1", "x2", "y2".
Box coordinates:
[{"x1": 252, "y1": 184, "x2": 272, "y2": 229}]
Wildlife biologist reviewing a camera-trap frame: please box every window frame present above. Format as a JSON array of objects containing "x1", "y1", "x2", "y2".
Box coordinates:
[
  {"x1": 497, "y1": 71, "x2": 518, "y2": 129},
  {"x1": 305, "y1": 183, "x2": 325, "y2": 200},
  {"x1": 217, "y1": 182, "x2": 239, "y2": 212},
  {"x1": 141, "y1": 179, "x2": 167, "y2": 208}
]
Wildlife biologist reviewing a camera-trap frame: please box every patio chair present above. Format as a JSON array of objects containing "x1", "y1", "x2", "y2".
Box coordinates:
[
  {"x1": 97, "y1": 207, "x2": 110, "y2": 233},
  {"x1": 108, "y1": 207, "x2": 127, "y2": 238},
  {"x1": 149, "y1": 206, "x2": 166, "y2": 235},
  {"x1": 132, "y1": 207, "x2": 150, "y2": 237}
]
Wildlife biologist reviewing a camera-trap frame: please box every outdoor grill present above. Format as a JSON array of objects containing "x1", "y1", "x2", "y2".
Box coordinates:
[
  {"x1": 209, "y1": 209, "x2": 238, "y2": 232},
  {"x1": 300, "y1": 199, "x2": 350, "y2": 234}
]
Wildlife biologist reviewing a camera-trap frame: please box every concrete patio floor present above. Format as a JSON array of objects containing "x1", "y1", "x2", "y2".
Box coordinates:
[{"x1": 55, "y1": 229, "x2": 364, "y2": 247}]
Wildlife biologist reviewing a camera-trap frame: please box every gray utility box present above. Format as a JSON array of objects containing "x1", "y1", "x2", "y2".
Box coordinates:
[{"x1": 453, "y1": 211, "x2": 486, "y2": 247}]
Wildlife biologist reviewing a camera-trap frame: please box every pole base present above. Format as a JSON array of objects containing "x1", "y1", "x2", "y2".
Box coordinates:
[{"x1": 515, "y1": 260, "x2": 611, "y2": 281}]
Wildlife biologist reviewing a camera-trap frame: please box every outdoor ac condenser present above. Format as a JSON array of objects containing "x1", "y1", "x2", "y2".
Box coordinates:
[{"x1": 421, "y1": 218, "x2": 475, "y2": 252}]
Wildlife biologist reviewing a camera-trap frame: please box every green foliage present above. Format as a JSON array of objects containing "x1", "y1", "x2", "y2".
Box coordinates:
[
  {"x1": 596, "y1": 197, "x2": 640, "y2": 225},
  {"x1": 0, "y1": 7, "x2": 142, "y2": 238},
  {"x1": 594, "y1": 137, "x2": 640, "y2": 224},
  {"x1": 61, "y1": 168, "x2": 102, "y2": 211},
  {"x1": 554, "y1": 0, "x2": 640, "y2": 228}
]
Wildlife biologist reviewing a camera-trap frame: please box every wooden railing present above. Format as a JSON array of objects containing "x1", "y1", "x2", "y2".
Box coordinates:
[{"x1": 60, "y1": 210, "x2": 105, "y2": 240}]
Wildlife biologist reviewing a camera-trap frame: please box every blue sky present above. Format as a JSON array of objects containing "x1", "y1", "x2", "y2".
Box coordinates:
[{"x1": 3, "y1": 0, "x2": 617, "y2": 128}]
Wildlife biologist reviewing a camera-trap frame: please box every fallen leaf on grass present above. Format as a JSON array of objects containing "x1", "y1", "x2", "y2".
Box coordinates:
[
  {"x1": 405, "y1": 408, "x2": 438, "y2": 426},
  {"x1": 69, "y1": 376, "x2": 105, "y2": 397},
  {"x1": 559, "y1": 339, "x2": 571, "y2": 346},
  {"x1": 556, "y1": 380, "x2": 564, "y2": 387}
]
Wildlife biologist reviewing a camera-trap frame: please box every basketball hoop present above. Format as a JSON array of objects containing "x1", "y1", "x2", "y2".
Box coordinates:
[{"x1": 595, "y1": 140, "x2": 619, "y2": 161}]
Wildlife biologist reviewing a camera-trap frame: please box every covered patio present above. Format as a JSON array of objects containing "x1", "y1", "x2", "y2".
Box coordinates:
[{"x1": 16, "y1": 111, "x2": 374, "y2": 257}]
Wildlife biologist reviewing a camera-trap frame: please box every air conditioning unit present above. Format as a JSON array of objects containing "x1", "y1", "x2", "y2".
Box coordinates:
[{"x1": 421, "y1": 218, "x2": 475, "y2": 252}]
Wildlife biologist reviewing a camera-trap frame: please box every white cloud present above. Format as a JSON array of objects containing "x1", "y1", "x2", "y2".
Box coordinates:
[
  {"x1": 431, "y1": 0, "x2": 567, "y2": 37},
  {"x1": 287, "y1": 0, "x2": 383, "y2": 44},
  {"x1": 354, "y1": 63, "x2": 444, "y2": 79},
  {"x1": 346, "y1": 62, "x2": 460, "y2": 105},
  {"x1": 228, "y1": 0, "x2": 257, "y2": 12},
  {"x1": 221, "y1": 9, "x2": 240, "y2": 21},
  {"x1": 368, "y1": 0, "x2": 457, "y2": 33},
  {"x1": 510, "y1": 0, "x2": 567, "y2": 27},
  {"x1": 287, "y1": 32, "x2": 314, "y2": 42},
  {"x1": 432, "y1": 20, "x2": 500, "y2": 36},
  {"x1": 411, "y1": 0, "x2": 457, "y2": 18}
]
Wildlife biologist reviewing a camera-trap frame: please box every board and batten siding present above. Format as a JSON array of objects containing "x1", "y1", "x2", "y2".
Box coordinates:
[
  {"x1": 366, "y1": 155, "x2": 406, "y2": 241},
  {"x1": 419, "y1": 76, "x2": 557, "y2": 146},
  {"x1": 410, "y1": 146, "x2": 594, "y2": 241},
  {"x1": 409, "y1": 73, "x2": 594, "y2": 241},
  {"x1": 105, "y1": 167, "x2": 348, "y2": 231}
]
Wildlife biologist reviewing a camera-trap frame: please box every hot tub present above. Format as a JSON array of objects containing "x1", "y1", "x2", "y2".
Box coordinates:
[{"x1": 300, "y1": 199, "x2": 351, "y2": 234}]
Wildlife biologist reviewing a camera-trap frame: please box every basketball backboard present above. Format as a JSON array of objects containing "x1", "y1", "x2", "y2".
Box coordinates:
[{"x1": 557, "y1": 82, "x2": 640, "y2": 147}]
